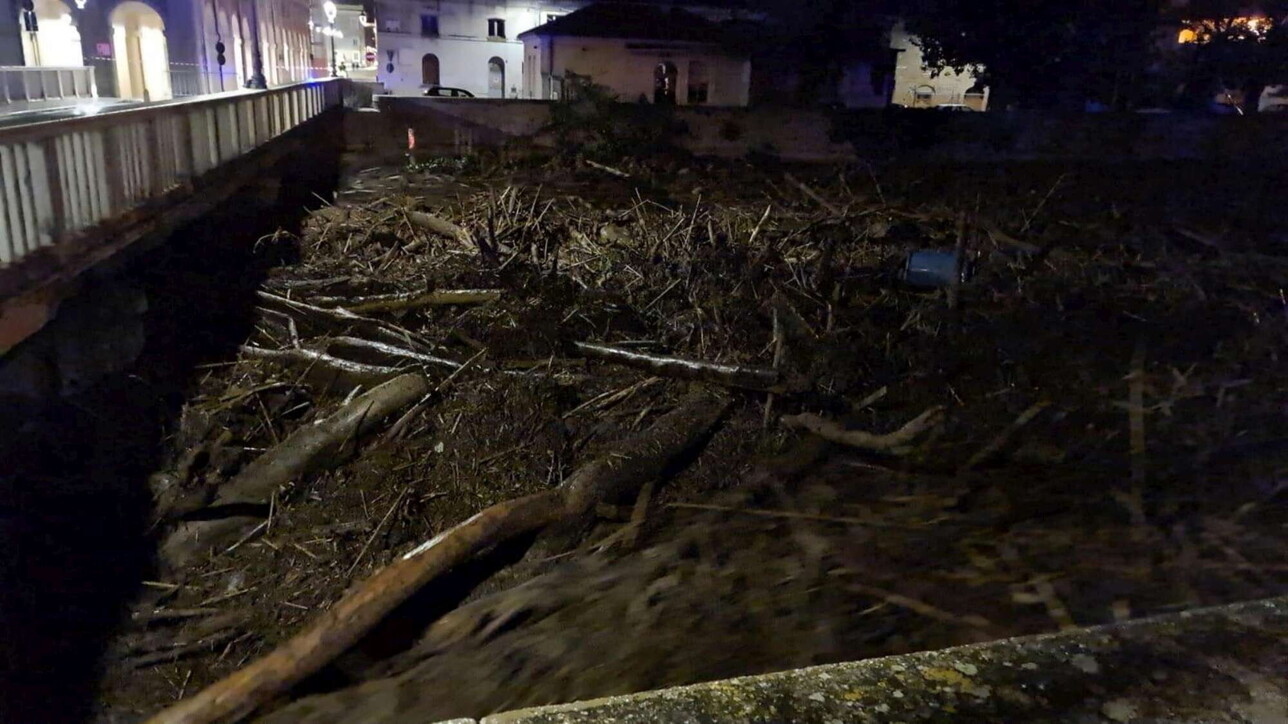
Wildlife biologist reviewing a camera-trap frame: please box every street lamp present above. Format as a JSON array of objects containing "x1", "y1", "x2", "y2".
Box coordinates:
[
  {"x1": 323, "y1": 1, "x2": 338, "y2": 78},
  {"x1": 246, "y1": 0, "x2": 267, "y2": 88}
]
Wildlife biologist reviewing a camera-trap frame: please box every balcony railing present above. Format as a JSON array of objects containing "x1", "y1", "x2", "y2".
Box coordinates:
[
  {"x1": 0, "y1": 79, "x2": 343, "y2": 274},
  {"x1": 0, "y1": 66, "x2": 97, "y2": 105}
]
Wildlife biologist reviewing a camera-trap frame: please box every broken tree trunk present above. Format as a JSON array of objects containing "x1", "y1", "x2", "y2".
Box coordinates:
[
  {"x1": 585, "y1": 159, "x2": 630, "y2": 178},
  {"x1": 309, "y1": 289, "x2": 503, "y2": 315},
  {"x1": 407, "y1": 210, "x2": 472, "y2": 247},
  {"x1": 144, "y1": 392, "x2": 728, "y2": 724},
  {"x1": 240, "y1": 346, "x2": 402, "y2": 390},
  {"x1": 781, "y1": 406, "x2": 944, "y2": 454},
  {"x1": 255, "y1": 291, "x2": 438, "y2": 353},
  {"x1": 323, "y1": 337, "x2": 465, "y2": 374},
  {"x1": 160, "y1": 374, "x2": 433, "y2": 571},
  {"x1": 572, "y1": 342, "x2": 778, "y2": 392}
]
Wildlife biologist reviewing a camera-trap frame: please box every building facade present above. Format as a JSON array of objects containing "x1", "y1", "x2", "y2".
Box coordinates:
[
  {"x1": 168, "y1": 0, "x2": 316, "y2": 95},
  {"x1": 519, "y1": 4, "x2": 749, "y2": 105},
  {"x1": 373, "y1": 0, "x2": 584, "y2": 97},
  {"x1": 889, "y1": 23, "x2": 988, "y2": 110},
  {"x1": 2, "y1": 0, "x2": 314, "y2": 101},
  {"x1": 309, "y1": 1, "x2": 375, "y2": 79}
]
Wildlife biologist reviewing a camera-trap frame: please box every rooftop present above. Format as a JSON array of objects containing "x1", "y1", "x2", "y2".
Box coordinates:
[{"x1": 517, "y1": 3, "x2": 726, "y2": 43}]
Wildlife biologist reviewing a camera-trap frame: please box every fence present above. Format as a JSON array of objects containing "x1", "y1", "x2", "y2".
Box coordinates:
[
  {"x1": 0, "y1": 79, "x2": 343, "y2": 268},
  {"x1": 169, "y1": 66, "x2": 211, "y2": 99},
  {"x1": 0, "y1": 66, "x2": 97, "y2": 105}
]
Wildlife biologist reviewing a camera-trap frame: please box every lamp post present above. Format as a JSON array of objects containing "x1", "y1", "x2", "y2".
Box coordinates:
[
  {"x1": 323, "y1": 1, "x2": 338, "y2": 78},
  {"x1": 245, "y1": 0, "x2": 267, "y2": 88}
]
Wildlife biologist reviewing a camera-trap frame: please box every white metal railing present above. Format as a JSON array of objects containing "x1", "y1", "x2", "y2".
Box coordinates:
[
  {"x1": 0, "y1": 66, "x2": 97, "y2": 105},
  {"x1": 0, "y1": 79, "x2": 343, "y2": 270},
  {"x1": 169, "y1": 66, "x2": 209, "y2": 99}
]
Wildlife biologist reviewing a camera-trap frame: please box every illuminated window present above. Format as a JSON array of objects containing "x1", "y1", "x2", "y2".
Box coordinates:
[{"x1": 1178, "y1": 28, "x2": 1197, "y2": 43}]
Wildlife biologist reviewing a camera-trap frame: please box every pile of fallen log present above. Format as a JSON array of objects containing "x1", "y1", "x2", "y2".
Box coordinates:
[
  {"x1": 127, "y1": 167, "x2": 980, "y2": 723},
  {"x1": 110, "y1": 160, "x2": 1288, "y2": 724}
]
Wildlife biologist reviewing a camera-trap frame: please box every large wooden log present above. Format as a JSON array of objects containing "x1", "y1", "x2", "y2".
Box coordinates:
[
  {"x1": 159, "y1": 374, "x2": 433, "y2": 570},
  {"x1": 145, "y1": 392, "x2": 729, "y2": 724},
  {"x1": 572, "y1": 342, "x2": 779, "y2": 392}
]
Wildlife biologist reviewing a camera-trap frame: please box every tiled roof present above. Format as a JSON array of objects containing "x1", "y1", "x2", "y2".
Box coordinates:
[{"x1": 518, "y1": 3, "x2": 725, "y2": 42}]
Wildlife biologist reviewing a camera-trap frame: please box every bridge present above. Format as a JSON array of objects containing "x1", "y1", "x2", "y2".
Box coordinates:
[{"x1": 0, "y1": 78, "x2": 345, "y2": 364}]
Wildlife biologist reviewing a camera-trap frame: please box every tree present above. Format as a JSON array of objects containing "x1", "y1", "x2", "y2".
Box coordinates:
[
  {"x1": 1170, "y1": 2, "x2": 1288, "y2": 111},
  {"x1": 899, "y1": 0, "x2": 1168, "y2": 109},
  {"x1": 746, "y1": 0, "x2": 898, "y2": 105}
]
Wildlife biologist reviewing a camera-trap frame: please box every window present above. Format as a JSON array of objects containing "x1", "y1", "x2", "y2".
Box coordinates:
[
  {"x1": 382, "y1": 18, "x2": 402, "y2": 33},
  {"x1": 687, "y1": 60, "x2": 709, "y2": 104},
  {"x1": 420, "y1": 14, "x2": 438, "y2": 36},
  {"x1": 488, "y1": 18, "x2": 505, "y2": 38}
]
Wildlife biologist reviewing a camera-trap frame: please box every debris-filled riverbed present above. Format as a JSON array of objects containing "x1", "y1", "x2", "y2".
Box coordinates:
[{"x1": 93, "y1": 154, "x2": 1287, "y2": 723}]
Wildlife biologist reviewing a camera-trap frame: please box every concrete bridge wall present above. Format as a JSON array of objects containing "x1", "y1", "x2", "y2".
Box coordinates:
[
  {"x1": 357, "y1": 97, "x2": 1288, "y2": 164},
  {"x1": 0, "y1": 110, "x2": 344, "y2": 399}
]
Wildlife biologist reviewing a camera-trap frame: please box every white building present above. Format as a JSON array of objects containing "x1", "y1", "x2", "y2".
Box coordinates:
[
  {"x1": 193, "y1": 0, "x2": 316, "y2": 94},
  {"x1": 889, "y1": 23, "x2": 988, "y2": 110},
  {"x1": 2, "y1": 0, "x2": 314, "y2": 101},
  {"x1": 372, "y1": 0, "x2": 763, "y2": 98},
  {"x1": 374, "y1": 0, "x2": 585, "y2": 97},
  {"x1": 519, "y1": 4, "x2": 749, "y2": 105},
  {"x1": 310, "y1": 2, "x2": 376, "y2": 78}
]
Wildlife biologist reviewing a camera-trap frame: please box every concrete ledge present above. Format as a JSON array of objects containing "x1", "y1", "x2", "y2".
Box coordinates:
[
  {"x1": 439, "y1": 597, "x2": 1288, "y2": 723},
  {"x1": 367, "y1": 98, "x2": 857, "y2": 162}
]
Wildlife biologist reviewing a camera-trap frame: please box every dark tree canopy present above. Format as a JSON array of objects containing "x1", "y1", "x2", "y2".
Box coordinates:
[
  {"x1": 748, "y1": 0, "x2": 1288, "y2": 110},
  {"x1": 900, "y1": 0, "x2": 1168, "y2": 109},
  {"x1": 1170, "y1": 1, "x2": 1288, "y2": 110}
]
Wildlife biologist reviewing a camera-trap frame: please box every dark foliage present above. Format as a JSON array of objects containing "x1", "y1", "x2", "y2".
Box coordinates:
[{"x1": 546, "y1": 75, "x2": 686, "y2": 161}]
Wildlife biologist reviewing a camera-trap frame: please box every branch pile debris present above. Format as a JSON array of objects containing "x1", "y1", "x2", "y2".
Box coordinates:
[{"x1": 98, "y1": 156, "x2": 1288, "y2": 724}]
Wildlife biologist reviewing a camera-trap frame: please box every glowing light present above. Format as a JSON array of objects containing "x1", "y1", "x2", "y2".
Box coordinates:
[
  {"x1": 1179, "y1": 16, "x2": 1272, "y2": 44},
  {"x1": 322, "y1": 1, "x2": 337, "y2": 24}
]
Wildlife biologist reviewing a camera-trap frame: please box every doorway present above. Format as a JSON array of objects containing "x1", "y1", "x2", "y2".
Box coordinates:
[
  {"x1": 421, "y1": 53, "x2": 439, "y2": 86},
  {"x1": 488, "y1": 57, "x2": 504, "y2": 98},
  {"x1": 653, "y1": 61, "x2": 676, "y2": 104},
  {"x1": 20, "y1": 0, "x2": 83, "y2": 67},
  {"x1": 110, "y1": 1, "x2": 171, "y2": 101}
]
